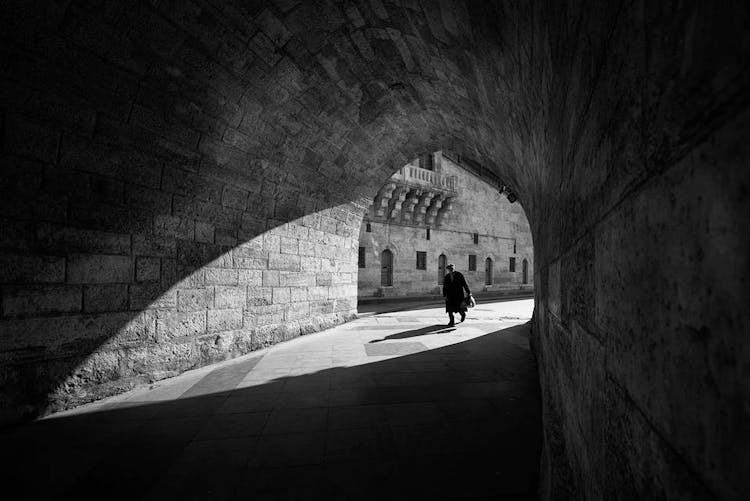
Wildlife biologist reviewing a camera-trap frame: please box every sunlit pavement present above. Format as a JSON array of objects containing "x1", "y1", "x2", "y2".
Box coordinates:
[{"x1": 2, "y1": 299, "x2": 540, "y2": 500}]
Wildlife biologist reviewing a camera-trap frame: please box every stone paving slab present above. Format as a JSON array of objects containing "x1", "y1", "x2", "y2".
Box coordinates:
[{"x1": 1, "y1": 299, "x2": 539, "y2": 500}]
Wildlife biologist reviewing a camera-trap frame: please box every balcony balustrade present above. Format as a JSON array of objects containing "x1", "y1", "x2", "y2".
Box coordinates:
[
  {"x1": 393, "y1": 165, "x2": 457, "y2": 192},
  {"x1": 367, "y1": 164, "x2": 457, "y2": 227}
]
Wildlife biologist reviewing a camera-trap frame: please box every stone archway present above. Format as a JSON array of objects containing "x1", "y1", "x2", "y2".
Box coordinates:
[{"x1": 0, "y1": 2, "x2": 747, "y2": 499}]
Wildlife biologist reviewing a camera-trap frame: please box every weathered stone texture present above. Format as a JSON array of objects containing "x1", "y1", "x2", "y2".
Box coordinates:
[
  {"x1": 67, "y1": 254, "x2": 132, "y2": 284},
  {"x1": 358, "y1": 153, "x2": 534, "y2": 296},
  {"x1": 2, "y1": 285, "x2": 82, "y2": 317},
  {"x1": 0, "y1": 1, "x2": 748, "y2": 499},
  {"x1": 83, "y1": 284, "x2": 129, "y2": 313}
]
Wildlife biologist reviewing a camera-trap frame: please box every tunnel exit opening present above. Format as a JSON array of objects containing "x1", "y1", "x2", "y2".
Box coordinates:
[
  {"x1": 0, "y1": 1, "x2": 744, "y2": 498},
  {"x1": 356, "y1": 150, "x2": 534, "y2": 309}
]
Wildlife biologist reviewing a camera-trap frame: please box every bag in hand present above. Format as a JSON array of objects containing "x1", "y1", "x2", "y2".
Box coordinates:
[{"x1": 460, "y1": 294, "x2": 477, "y2": 309}]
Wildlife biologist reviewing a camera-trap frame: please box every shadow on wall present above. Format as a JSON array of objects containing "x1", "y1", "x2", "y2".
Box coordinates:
[
  {"x1": 0, "y1": 94, "x2": 529, "y2": 427},
  {"x1": 0, "y1": 0, "x2": 540, "y2": 427},
  {"x1": 0, "y1": 202, "x2": 366, "y2": 427},
  {"x1": 0, "y1": 110, "x2": 523, "y2": 428},
  {"x1": 0, "y1": 324, "x2": 542, "y2": 500}
]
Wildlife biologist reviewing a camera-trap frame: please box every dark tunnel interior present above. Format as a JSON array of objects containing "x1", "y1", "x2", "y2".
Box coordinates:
[{"x1": 0, "y1": 1, "x2": 748, "y2": 499}]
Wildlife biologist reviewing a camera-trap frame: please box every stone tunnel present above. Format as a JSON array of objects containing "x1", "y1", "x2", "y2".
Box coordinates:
[{"x1": 1, "y1": 1, "x2": 748, "y2": 499}]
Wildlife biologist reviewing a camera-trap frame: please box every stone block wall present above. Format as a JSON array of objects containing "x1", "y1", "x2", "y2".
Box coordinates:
[
  {"x1": 0, "y1": 1, "x2": 364, "y2": 424},
  {"x1": 1, "y1": 147, "x2": 361, "y2": 422},
  {"x1": 534, "y1": 110, "x2": 750, "y2": 499},
  {"x1": 438, "y1": 155, "x2": 532, "y2": 248},
  {"x1": 358, "y1": 222, "x2": 531, "y2": 297},
  {"x1": 0, "y1": 2, "x2": 748, "y2": 499},
  {"x1": 525, "y1": 4, "x2": 750, "y2": 498},
  {"x1": 358, "y1": 154, "x2": 534, "y2": 297}
]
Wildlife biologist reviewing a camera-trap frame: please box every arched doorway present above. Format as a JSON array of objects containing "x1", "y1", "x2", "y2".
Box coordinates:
[
  {"x1": 522, "y1": 259, "x2": 529, "y2": 284},
  {"x1": 485, "y1": 257, "x2": 493, "y2": 285},
  {"x1": 438, "y1": 254, "x2": 447, "y2": 284},
  {"x1": 381, "y1": 249, "x2": 393, "y2": 287}
]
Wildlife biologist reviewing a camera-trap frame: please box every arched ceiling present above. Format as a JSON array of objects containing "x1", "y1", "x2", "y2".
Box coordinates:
[{"x1": 5, "y1": 1, "x2": 747, "y2": 257}]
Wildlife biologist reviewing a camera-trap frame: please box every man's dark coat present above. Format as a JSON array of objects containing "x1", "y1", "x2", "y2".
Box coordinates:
[{"x1": 443, "y1": 271, "x2": 471, "y2": 313}]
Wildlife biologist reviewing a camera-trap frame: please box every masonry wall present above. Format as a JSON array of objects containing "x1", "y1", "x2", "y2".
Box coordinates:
[
  {"x1": 0, "y1": 2, "x2": 747, "y2": 500},
  {"x1": 0, "y1": 2, "x2": 363, "y2": 425},
  {"x1": 1, "y1": 143, "x2": 361, "y2": 422},
  {"x1": 523, "y1": 5, "x2": 750, "y2": 499},
  {"x1": 533, "y1": 107, "x2": 750, "y2": 501},
  {"x1": 358, "y1": 155, "x2": 533, "y2": 297}
]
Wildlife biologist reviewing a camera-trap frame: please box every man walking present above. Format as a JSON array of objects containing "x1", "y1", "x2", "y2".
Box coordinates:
[{"x1": 442, "y1": 263, "x2": 471, "y2": 326}]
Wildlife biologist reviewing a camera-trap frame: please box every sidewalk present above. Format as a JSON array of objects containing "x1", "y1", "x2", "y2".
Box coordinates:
[
  {"x1": 357, "y1": 289, "x2": 534, "y2": 315},
  {"x1": 1, "y1": 298, "x2": 540, "y2": 500}
]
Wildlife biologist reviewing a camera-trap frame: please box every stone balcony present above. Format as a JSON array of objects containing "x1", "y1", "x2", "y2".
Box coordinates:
[
  {"x1": 368, "y1": 166, "x2": 457, "y2": 226},
  {"x1": 393, "y1": 165, "x2": 458, "y2": 191}
]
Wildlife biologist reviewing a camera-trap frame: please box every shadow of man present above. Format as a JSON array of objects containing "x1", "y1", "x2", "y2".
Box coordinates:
[{"x1": 370, "y1": 324, "x2": 455, "y2": 343}]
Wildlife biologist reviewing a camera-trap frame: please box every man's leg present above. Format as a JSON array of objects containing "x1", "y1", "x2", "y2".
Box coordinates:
[
  {"x1": 448, "y1": 312, "x2": 455, "y2": 326},
  {"x1": 460, "y1": 310, "x2": 466, "y2": 322}
]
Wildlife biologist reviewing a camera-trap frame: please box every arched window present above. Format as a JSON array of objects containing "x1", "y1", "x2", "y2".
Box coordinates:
[
  {"x1": 381, "y1": 249, "x2": 393, "y2": 286},
  {"x1": 485, "y1": 257, "x2": 493, "y2": 285},
  {"x1": 438, "y1": 254, "x2": 447, "y2": 284},
  {"x1": 522, "y1": 259, "x2": 529, "y2": 284}
]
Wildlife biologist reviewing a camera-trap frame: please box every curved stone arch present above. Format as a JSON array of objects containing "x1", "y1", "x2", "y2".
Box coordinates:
[
  {"x1": 0, "y1": 3, "x2": 745, "y2": 499},
  {"x1": 435, "y1": 250, "x2": 453, "y2": 266},
  {"x1": 380, "y1": 241, "x2": 403, "y2": 260}
]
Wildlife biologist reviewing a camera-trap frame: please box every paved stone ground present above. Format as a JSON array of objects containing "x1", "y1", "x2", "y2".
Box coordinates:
[{"x1": 1, "y1": 299, "x2": 540, "y2": 500}]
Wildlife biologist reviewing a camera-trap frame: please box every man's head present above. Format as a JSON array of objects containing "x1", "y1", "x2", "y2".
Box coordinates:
[{"x1": 446, "y1": 263, "x2": 455, "y2": 272}]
